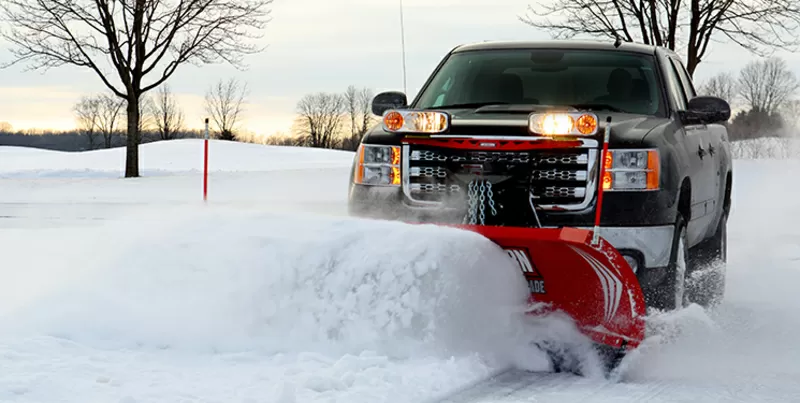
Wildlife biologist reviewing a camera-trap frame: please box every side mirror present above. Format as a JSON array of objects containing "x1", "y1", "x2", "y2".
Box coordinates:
[
  {"x1": 371, "y1": 91, "x2": 408, "y2": 116},
  {"x1": 685, "y1": 96, "x2": 731, "y2": 124}
]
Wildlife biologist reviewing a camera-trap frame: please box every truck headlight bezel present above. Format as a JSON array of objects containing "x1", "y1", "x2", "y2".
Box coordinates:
[
  {"x1": 353, "y1": 144, "x2": 401, "y2": 187},
  {"x1": 602, "y1": 149, "x2": 659, "y2": 191}
]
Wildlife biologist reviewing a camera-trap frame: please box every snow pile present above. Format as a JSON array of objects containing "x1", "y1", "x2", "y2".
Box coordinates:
[
  {"x1": 0, "y1": 202, "x2": 596, "y2": 401},
  {"x1": 5, "y1": 208, "x2": 532, "y2": 359},
  {"x1": 0, "y1": 139, "x2": 354, "y2": 178}
]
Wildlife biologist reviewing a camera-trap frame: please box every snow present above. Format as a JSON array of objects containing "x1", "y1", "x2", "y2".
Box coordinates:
[
  {"x1": 0, "y1": 209, "x2": 538, "y2": 402},
  {"x1": 621, "y1": 158, "x2": 800, "y2": 387},
  {"x1": 0, "y1": 139, "x2": 354, "y2": 179},
  {"x1": 0, "y1": 140, "x2": 560, "y2": 403},
  {"x1": 2, "y1": 139, "x2": 800, "y2": 402}
]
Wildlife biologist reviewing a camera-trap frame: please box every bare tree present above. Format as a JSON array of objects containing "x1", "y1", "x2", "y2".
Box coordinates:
[
  {"x1": 147, "y1": 84, "x2": 185, "y2": 140},
  {"x1": 780, "y1": 100, "x2": 800, "y2": 137},
  {"x1": 698, "y1": 71, "x2": 738, "y2": 104},
  {"x1": 204, "y1": 78, "x2": 248, "y2": 141},
  {"x1": 738, "y1": 57, "x2": 799, "y2": 114},
  {"x1": 342, "y1": 85, "x2": 376, "y2": 151},
  {"x1": 0, "y1": 0, "x2": 273, "y2": 177},
  {"x1": 0, "y1": 122, "x2": 13, "y2": 133},
  {"x1": 74, "y1": 93, "x2": 123, "y2": 149},
  {"x1": 520, "y1": 0, "x2": 800, "y2": 76},
  {"x1": 97, "y1": 94, "x2": 125, "y2": 148},
  {"x1": 295, "y1": 92, "x2": 346, "y2": 149},
  {"x1": 728, "y1": 106, "x2": 785, "y2": 140},
  {"x1": 74, "y1": 96, "x2": 101, "y2": 149},
  {"x1": 730, "y1": 136, "x2": 795, "y2": 159},
  {"x1": 263, "y1": 131, "x2": 305, "y2": 146}
]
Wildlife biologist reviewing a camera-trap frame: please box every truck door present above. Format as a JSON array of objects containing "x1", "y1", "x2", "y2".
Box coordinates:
[
  {"x1": 671, "y1": 58, "x2": 727, "y2": 232},
  {"x1": 662, "y1": 55, "x2": 715, "y2": 246},
  {"x1": 669, "y1": 57, "x2": 719, "y2": 240}
]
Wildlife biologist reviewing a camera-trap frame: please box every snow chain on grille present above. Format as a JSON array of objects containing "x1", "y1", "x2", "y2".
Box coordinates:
[
  {"x1": 403, "y1": 145, "x2": 597, "y2": 211},
  {"x1": 464, "y1": 179, "x2": 497, "y2": 225}
]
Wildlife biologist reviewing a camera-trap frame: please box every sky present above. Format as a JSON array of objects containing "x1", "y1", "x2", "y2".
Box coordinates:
[{"x1": 1, "y1": 0, "x2": 799, "y2": 138}]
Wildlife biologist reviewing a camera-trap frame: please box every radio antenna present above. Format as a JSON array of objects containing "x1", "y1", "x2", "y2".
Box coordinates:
[{"x1": 399, "y1": 0, "x2": 408, "y2": 94}]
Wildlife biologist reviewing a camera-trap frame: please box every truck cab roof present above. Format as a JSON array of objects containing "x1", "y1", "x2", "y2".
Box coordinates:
[{"x1": 451, "y1": 39, "x2": 674, "y2": 58}]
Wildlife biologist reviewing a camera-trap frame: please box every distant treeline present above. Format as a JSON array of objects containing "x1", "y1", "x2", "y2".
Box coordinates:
[{"x1": 0, "y1": 128, "x2": 205, "y2": 152}]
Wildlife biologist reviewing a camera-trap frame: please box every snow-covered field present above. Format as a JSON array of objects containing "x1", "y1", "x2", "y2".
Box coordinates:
[{"x1": 1, "y1": 139, "x2": 800, "y2": 402}]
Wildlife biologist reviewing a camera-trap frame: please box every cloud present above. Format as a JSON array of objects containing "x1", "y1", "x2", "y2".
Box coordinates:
[
  {"x1": 1, "y1": 0, "x2": 800, "y2": 133},
  {"x1": 0, "y1": 0, "x2": 541, "y2": 133},
  {"x1": 173, "y1": 92, "x2": 297, "y2": 136},
  {"x1": 0, "y1": 86, "x2": 88, "y2": 131}
]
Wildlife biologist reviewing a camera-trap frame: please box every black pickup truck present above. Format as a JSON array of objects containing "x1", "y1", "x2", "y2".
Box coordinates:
[{"x1": 348, "y1": 40, "x2": 732, "y2": 312}]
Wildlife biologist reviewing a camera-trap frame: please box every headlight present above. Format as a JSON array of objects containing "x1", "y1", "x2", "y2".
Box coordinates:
[
  {"x1": 602, "y1": 149, "x2": 659, "y2": 191},
  {"x1": 529, "y1": 112, "x2": 598, "y2": 136},
  {"x1": 353, "y1": 144, "x2": 401, "y2": 186},
  {"x1": 382, "y1": 110, "x2": 450, "y2": 134}
]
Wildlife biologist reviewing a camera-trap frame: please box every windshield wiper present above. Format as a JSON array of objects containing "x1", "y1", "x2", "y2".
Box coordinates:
[
  {"x1": 423, "y1": 102, "x2": 511, "y2": 110},
  {"x1": 568, "y1": 103, "x2": 623, "y2": 112}
]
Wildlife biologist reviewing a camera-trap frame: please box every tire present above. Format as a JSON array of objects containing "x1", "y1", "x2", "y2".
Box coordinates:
[
  {"x1": 539, "y1": 342, "x2": 624, "y2": 378},
  {"x1": 686, "y1": 211, "x2": 727, "y2": 308},
  {"x1": 594, "y1": 344, "x2": 627, "y2": 376},
  {"x1": 648, "y1": 214, "x2": 689, "y2": 311}
]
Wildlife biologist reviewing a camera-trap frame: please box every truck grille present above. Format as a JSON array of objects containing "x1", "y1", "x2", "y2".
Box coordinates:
[{"x1": 403, "y1": 145, "x2": 597, "y2": 210}]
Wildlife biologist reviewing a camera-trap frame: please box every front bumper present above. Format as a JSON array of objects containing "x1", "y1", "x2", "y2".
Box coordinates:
[
  {"x1": 348, "y1": 183, "x2": 675, "y2": 271},
  {"x1": 574, "y1": 225, "x2": 674, "y2": 269}
]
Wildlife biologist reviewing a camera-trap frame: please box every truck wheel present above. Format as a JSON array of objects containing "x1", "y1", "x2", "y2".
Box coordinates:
[
  {"x1": 649, "y1": 214, "x2": 689, "y2": 311},
  {"x1": 686, "y1": 212, "x2": 727, "y2": 308}
]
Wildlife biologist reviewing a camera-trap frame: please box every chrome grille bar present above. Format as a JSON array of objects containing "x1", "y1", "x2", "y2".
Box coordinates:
[{"x1": 402, "y1": 143, "x2": 598, "y2": 211}]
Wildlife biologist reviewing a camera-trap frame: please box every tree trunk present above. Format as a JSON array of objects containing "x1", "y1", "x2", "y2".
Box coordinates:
[
  {"x1": 125, "y1": 94, "x2": 141, "y2": 178},
  {"x1": 87, "y1": 129, "x2": 96, "y2": 150},
  {"x1": 686, "y1": 0, "x2": 700, "y2": 77},
  {"x1": 686, "y1": 55, "x2": 698, "y2": 77}
]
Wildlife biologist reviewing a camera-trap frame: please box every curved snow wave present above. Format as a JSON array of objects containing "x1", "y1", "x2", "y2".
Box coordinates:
[{"x1": 4, "y1": 206, "x2": 543, "y2": 364}]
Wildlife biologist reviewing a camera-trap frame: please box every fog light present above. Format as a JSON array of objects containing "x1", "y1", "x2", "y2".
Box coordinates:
[{"x1": 623, "y1": 254, "x2": 639, "y2": 273}]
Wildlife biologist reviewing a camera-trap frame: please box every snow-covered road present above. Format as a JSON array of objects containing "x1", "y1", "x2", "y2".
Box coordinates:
[{"x1": 1, "y1": 140, "x2": 799, "y2": 402}]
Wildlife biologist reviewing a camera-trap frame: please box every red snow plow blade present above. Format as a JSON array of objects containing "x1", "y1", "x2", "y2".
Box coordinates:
[
  {"x1": 394, "y1": 115, "x2": 646, "y2": 353},
  {"x1": 454, "y1": 224, "x2": 647, "y2": 351}
]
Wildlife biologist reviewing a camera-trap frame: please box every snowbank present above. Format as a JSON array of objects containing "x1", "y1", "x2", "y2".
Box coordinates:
[
  {"x1": 0, "y1": 139, "x2": 355, "y2": 178},
  {"x1": 0, "y1": 204, "x2": 579, "y2": 402},
  {"x1": 3, "y1": 208, "x2": 531, "y2": 357}
]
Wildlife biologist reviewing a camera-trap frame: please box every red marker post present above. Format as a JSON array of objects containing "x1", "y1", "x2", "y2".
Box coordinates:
[
  {"x1": 591, "y1": 116, "x2": 612, "y2": 246},
  {"x1": 203, "y1": 118, "x2": 209, "y2": 201}
]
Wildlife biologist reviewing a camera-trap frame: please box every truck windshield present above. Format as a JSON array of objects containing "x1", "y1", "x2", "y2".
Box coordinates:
[{"x1": 413, "y1": 49, "x2": 664, "y2": 116}]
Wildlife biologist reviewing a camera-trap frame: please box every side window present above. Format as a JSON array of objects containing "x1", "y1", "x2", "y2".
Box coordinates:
[
  {"x1": 662, "y1": 56, "x2": 688, "y2": 110},
  {"x1": 671, "y1": 58, "x2": 697, "y2": 100}
]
